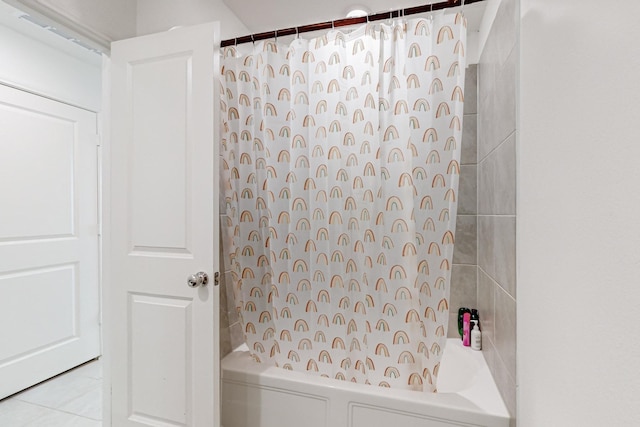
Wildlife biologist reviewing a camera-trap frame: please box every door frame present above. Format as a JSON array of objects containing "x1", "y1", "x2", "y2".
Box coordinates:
[{"x1": 99, "y1": 54, "x2": 113, "y2": 426}]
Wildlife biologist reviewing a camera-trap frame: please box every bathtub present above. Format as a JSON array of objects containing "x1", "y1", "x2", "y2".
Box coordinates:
[{"x1": 221, "y1": 338, "x2": 510, "y2": 427}]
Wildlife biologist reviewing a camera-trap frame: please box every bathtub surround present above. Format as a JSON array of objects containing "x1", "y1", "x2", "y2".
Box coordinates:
[
  {"x1": 221, "y1": 338, "x2": 509, "y2": 427},
  {"x1": 477, "y1": 0, "x2": 517, "y2": 421},
  {"x1": 221, "y1": 15, "x2": 466, "y2": 392}
]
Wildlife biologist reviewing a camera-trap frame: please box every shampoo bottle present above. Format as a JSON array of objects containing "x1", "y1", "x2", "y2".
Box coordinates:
[{"x1": 471, "y1": 323, "x2": 482, "y2": 350}]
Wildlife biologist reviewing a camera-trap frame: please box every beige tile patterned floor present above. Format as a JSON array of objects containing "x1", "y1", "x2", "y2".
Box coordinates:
[{"x1": 0, "y1": 359, "x2": 102, "y2": 426}]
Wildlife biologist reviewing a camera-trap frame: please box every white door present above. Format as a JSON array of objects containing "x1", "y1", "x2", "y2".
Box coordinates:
[
  {"x1": 108, "y1": 22, "x2": 220, "y2": 427},
  {"x1": 0, "y1": 84, "x2": 100, "y2": 399}
]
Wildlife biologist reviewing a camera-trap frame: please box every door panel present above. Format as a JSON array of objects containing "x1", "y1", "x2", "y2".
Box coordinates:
[
  {"x1": 130, "y1": 52, "x2": 192, "y2": 254},
  {"x1": 109, "y1": 22, "x2": 220, "y2": 427},
  {"x1": 0, "y1": 265, "x2": 76, "y2": 361},
  {"x1": 0, "y1": 84, "x2": 100, "y2": 399},
  {"x1": 0, "y1": 103, "x2": 74, "y2": 239},
  {"x1": 129, "y1": 293, "x2": 192, "y2": 425}
]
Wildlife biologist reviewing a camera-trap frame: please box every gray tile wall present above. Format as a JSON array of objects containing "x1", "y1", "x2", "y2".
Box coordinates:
[
  {"x1": 477, "y1": 0, "x2": 518, "y2": 422},
  {"x1": 448, "y1": 64, "x2": 479, "y2": 339}
]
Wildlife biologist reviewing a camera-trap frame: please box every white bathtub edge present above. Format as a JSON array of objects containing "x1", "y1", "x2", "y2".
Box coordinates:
[{"x1": 222, "y1": 338, "x2": 511, "y2": 426}]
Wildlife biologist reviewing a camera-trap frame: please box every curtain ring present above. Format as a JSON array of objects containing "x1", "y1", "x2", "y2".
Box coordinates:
[
  {"x1": 250, "y1": 34, "x2": 255, "y2": 45},
  {"x1": 274, "y1": 29, "x2": 278, "y2": 43}
]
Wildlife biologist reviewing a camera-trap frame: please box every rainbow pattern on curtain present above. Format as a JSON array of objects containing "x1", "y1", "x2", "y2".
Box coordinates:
[{"x1": 220, "y1": 12, "x2": 466, "y2": 392}]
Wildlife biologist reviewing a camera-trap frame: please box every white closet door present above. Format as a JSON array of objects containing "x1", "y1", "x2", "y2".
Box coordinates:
[
  {"x1": 108, "y1": 22, "x2": 220, "y2": 427},
  {"x1": 0, "y1": 84, "x2": 100, "y2": 399}
]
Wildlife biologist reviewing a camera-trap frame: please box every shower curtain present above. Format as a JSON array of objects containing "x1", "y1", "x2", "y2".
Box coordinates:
[{"x1": 220, "y1": 12, "x2": 466, "y2": 393}]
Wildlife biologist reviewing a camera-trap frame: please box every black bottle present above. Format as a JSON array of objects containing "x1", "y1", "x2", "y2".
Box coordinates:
[{"x1": 470, "y1": 309, "x2": 480, "y2": 331}]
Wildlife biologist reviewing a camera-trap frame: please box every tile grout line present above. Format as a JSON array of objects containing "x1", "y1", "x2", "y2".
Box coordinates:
[
  {"x1": 11, "y1": 398, "x2": 102, "y2": 423},
  {"x1": 478, "y1": 265, "x2": 516, "y2": 302},
  {"x1": 7, "y1": 361, "x2": 103, "y2": 424},
  {"x1": 477, "y1": 129, "x2": 516, "y2": 165}
]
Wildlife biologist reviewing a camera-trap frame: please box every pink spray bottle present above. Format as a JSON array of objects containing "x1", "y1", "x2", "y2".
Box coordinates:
[{"x1": 462, "y1": 312, "x2": 471, "y2": 346}]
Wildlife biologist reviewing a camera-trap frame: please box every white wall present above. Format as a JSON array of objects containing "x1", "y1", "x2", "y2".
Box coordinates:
[
  {"x1": 8, "y1": 0, "x2": 248, "y2": 43},
  {"x1": 0, "y1": 21, "x2": 101, "y2": 110},
  {"x1": 136, "y1": 0, "x2": 248, "y2": 40},
  {"x1": 518, "y1": 1, "x2": 640, "y2": 425},
  {"x1": 476, "y1": 0, "x2": 500, "y2": 59},
  {"x1": 26, "y1": 0, "x2": 136, "y2": 39}
]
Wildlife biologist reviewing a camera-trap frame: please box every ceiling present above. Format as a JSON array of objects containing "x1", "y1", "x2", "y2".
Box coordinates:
[{"x1": 222, "y1": 0, "x2": 487, "y2": 34}]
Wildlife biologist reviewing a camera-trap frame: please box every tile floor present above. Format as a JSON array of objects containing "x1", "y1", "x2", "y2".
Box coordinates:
[{"x1": 0, "y1": 359, "x2": 103, "y2": 426}]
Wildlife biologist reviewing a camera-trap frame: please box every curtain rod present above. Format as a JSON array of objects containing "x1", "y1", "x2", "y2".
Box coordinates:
[{"x1": 220, "y1": 0, "x2": 484, "y2": 47}]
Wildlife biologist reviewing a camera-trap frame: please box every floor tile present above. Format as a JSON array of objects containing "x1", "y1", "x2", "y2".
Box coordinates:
[
  {"x1": 14, "y1": 373, "x2": 100, "y2": 410},
  {"x1": 57, "y1": 381, "x2": 102, "y2": 420},
  {"x1": 23, "y1": 408, "x2": 102, "y2": 426},
  {"x1": 0, "y1": 399, "x2": 52, "y2": 426},
  {"x1": 66, "y1": 359, "x2": 102, "y2": 380},
  {"x1": 0, "y1": 359, "x2": 104, "y2": 426}
]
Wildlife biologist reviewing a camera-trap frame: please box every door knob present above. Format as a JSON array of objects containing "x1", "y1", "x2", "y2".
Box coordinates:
[{"x1": 187, "y1": 272, "x2": 209, "y2": 288}]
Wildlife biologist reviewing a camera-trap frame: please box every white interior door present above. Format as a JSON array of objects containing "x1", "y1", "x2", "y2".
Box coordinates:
[
  {"x1": 108, "y1": 22, "x2": 220, "y2": 427},
  {"x1": 0, "y1": 84, "x2": 100, "y2": 400}
]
